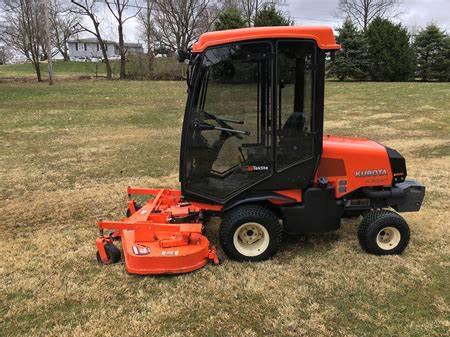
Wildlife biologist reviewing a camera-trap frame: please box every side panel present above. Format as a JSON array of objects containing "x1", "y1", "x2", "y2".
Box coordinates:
[
  {"x1": 316, "y1": 136, "x2": 393, "y2": 198},
  {"x1": 281, "y1": 186, "x2": 344, "y2": 234},
  {"x1": 223, "y1": 189, "x2": 302, "y2": 211}
]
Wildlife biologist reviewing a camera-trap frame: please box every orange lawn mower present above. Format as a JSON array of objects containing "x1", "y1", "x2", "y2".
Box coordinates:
[{"x1": 96, "y1": 26, "x2": 426, "y2": 275}]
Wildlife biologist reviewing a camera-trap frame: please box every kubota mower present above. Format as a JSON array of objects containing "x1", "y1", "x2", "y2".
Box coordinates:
[{"x1": 96, "y1": 26, "x2": 425, "y2": 275}]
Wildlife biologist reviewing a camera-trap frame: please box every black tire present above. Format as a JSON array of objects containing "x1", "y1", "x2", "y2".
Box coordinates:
[
  {"x1": 358, "y1": 210, "x2": 410, "y2": 255},
  {"x1": 96, "y1": 243, "x2": 122, "y2": 264},
  {"x1": 219, "y1": 205, "x2": 283, "y2": 262}
]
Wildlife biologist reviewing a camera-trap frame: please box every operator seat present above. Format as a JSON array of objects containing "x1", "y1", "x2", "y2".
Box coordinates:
[
  {"x1": 277, "y1": 111, "x2": 312, "y2": 166},
  {"x1": 280, "y1": 111, "x2": 306, "y2": 139}
]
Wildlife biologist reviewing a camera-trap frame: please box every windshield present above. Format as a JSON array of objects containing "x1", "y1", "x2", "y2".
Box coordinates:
[{"x1": 183, "y1": 42, "x2": 273, "y2": 201}]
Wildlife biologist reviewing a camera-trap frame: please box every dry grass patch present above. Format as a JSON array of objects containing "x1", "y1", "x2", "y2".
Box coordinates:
[{"x1": 1, "y1": 80, "x2": 449, "y2": 337}]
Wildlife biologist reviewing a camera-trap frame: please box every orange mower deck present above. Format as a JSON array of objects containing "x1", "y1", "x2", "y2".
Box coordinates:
[{"x1": 96, "y1": 188, "x2": 219, "y2": 275}]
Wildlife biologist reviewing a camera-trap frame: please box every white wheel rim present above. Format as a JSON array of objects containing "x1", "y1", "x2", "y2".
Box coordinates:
[
  {"x1": 233, "y1": 222, "x2": 270, "y2": 257},
  {"x1": 376, "y1": 226, "x2": 401, "y2": 250}
]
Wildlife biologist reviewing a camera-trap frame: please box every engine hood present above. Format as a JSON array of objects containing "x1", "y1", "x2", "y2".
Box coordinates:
[{"x1": 316, "y1": 135, "x2": 394, "y2": 197}]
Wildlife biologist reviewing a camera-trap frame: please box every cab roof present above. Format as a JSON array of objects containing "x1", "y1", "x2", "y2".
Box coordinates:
[{"x1": 192, "y1": 26, "x2": 341, "y2": 53}]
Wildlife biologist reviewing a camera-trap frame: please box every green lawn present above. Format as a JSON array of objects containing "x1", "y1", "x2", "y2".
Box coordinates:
[
  {"x1": 0, "y1": 58, "x2": 185, "y2": 80},
  {"x1": 0, "y1": 61, "x2": 109, "y2": 77},
  {"x1": 0, "y1": 79, "x2": 449, "y2": 337}
]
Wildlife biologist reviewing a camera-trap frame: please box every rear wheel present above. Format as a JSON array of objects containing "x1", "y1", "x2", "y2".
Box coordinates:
[
  {"x1": 358, "y1": 210, "x2": 410, "y2": 255},
  {"x1": 219, "y1": 205, "x2": 282, "y2": 261}
]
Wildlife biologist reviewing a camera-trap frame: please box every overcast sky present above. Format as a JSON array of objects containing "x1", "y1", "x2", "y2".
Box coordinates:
[
  {"x1": 98, "y1": 0, "x2": 450, "y2": 43},
  {"x1": 286, "y1": 0, "x2": 450, "y2": 31}
]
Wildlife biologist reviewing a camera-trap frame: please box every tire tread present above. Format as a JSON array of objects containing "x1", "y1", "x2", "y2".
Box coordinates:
[
  {"x1": 358, "y1": 209, "x2": 410, "y2": 255},
  {"x1": 219, "y1": 205, "x2": 282, "y2": 261}
]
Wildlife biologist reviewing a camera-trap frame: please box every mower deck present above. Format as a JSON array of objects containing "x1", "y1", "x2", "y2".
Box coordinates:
[{"x1": 96, "y1": 188, "x2": 219, "y2": 275}]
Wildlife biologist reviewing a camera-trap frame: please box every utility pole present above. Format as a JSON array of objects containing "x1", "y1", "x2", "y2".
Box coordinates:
[{"x1": 42, "y1": 0, "x2": 54, "y2": 85}]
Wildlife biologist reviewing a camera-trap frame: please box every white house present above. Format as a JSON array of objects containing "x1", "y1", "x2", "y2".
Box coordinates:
[
  {"x1": 123, "y1": 43, "x2": 145, "y2": 55},
  {"x1": 67, "y1": 38, "x2": 144, "y2": 60}
]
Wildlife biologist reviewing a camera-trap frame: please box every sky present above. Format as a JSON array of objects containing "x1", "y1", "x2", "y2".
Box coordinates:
[
  {"x1": 111, "y1": 0, "x2": 450, "y2": 44},
  {"x1": 286, "y1": 0, "x2": 450, "y2": 31}
]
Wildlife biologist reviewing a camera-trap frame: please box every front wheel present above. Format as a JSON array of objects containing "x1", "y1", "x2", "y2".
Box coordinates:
[
  {"x1": 219, "y1": 205, "x2": 282, "y2": 262},
  {"x1": 96, "y1": 243, "x2": 122, "y2": 264},
  {"x1": 358, "y1": 210, "x2": 410, "y2": 255}
]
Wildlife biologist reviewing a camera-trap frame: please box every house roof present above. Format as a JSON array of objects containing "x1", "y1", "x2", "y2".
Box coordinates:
[
  {"x1": 192, "y1": 26, "x2": 341, "y2": 52},
  {"x1": 68, "y1": 39, "x2": 143, "y2": 48},
  {"x1": 68, "y1": 38, "x2": 115, "y2": 44},
  {"x1": 124, "y1": 43, "x2": 143, "y2": 48}
]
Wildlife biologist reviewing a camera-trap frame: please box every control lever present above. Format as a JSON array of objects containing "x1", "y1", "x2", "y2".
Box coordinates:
[{"x1": 194, "y1": 120, "x2": 250, "y2": 136}]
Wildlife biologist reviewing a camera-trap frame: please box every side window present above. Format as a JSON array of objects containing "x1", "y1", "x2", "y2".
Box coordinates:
[
  {"x1": 199, "y1": 43, "x2": 271, "y2": 174},
  {"x1": 184, "y1": 42, "x2": 272, "y2": 199},
  {"x1": 276, "y1": 41, "x2": 315, "y2": 170}
]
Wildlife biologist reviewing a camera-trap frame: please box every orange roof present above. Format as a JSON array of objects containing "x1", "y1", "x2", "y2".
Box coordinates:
[{"x1": 192, "y1": 26, "x2": 341, "y2": 52}]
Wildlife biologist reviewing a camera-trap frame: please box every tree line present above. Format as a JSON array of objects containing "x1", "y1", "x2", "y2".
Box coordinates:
[
  {"x1": 0, "y1": 0, "x2": 290, "y2": 81},
  {"x1": 0, "y1": 0, "x2": 448, "y2": 82},
  {"x1": 329, "y1": 18, "x2": 450, "y2": 82}
]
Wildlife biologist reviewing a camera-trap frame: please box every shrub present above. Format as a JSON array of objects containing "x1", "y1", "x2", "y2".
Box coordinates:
[
  {"x1": 328, "y1": 19, "x2": 369, "y2": 81},
  {"x1": 366, "y1": 18, "x2": 415, "y2": 81},
  {"x1": 414, "y1": 24, "x2": 450, "y2": 82},
  {"x1": 125, "y1": 55, "x2": 187, "y2": 80}
]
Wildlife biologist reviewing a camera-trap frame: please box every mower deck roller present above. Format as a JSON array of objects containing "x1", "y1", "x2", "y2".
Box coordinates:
[{"x1": 96, "y1": 188, "x2": 219, "y2": 275}]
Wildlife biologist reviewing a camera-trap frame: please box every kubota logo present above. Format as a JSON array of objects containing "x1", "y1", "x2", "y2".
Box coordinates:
[{"x1": 355, "y1": 169, "x2": 387, "y2": 177}]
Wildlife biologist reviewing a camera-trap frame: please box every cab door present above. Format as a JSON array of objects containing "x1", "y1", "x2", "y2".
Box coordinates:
[
  {"x1": 181, "y1": 42, "x2": 274, "y2": 203},
  {"x1": 252, "y1": 39, "x2": 323, "y2": 191},
  {"x1": 276, "y1": 40, "x2": 316, "y2": 171}
]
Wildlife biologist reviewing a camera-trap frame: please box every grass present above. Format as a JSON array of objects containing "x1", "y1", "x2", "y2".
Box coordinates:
[
  {"x1": 1, "y1": 79, "x2": 449, "y2": 337},
  {"x1": 0, "y1": 58, "x2": 186, "y2": 80},
  {"x1": 0, "y1": 61, "x2": 108, "y2": 78}
]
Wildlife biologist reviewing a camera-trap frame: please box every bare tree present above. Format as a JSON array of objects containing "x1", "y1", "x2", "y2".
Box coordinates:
[
  {"x1": 239, "y1": 0, "x2": 257, "y2": 26},
  {"x1": 0, "y1": 45, "x2": 13, "y2": 64},
  {"x1": 337, "y1": 0, "x2": 400, "y2": 30},
  {"x1": 152, "y1": 0, "x2": 216, "y2": 51},
  {"x1": 50, "y1": 0, "x2": 82, "y2": 61},
  {"x1": 220, "y1": 0, "x2": 284, "y2": 27},
  {"x1": 137, "y1": 0, "x2": 155, "y2": 73},
  {"x1": 70, "y1": 0, "x2": 113, "y2": 79},
  {"x1": 42, "y1": 0, "x2": 54, "y2": 85},
  {"x1": 104, "y1": 0, "x2": 141, "y2": 79},
  {"x1": 0, "y1": 0, "x2": 45, "y2": 81}
]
